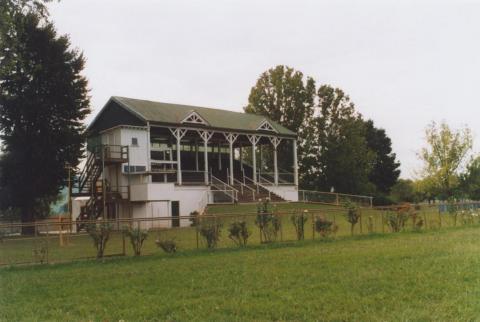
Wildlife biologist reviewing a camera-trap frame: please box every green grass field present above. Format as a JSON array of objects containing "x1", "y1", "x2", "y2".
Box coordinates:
[
  {"x1": 0, "y1": 202, "x2": 450, "y2": 266},
  {"x1": 1, "y1": 225, "x2": 480, "y2": 321}
]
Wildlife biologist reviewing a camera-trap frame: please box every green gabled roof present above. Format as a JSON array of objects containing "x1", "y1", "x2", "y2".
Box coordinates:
[{"x1": 109, "y1": 96, "x2": 296, "y2": 137}]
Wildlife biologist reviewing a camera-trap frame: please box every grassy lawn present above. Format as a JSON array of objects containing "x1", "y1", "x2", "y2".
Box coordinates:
[
  {"x1": 0, "y1": 203, "x2": 449, "y2": 266},
  {"x1": 1, "y1": 225, "x2": 480, "y2": 321}
]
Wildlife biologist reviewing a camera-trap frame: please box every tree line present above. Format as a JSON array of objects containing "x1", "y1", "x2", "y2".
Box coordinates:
[
  {"x1": 245, "y1": 65, "x2": 401, "y2": 201},
  {"x1": 391, "y1": 121, "x2": 480, "y2": 204}
]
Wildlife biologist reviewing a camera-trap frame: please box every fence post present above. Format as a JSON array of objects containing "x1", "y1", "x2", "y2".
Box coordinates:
[
  {"x1": 196, "y1": 219, "x2": 199, "y2": 249},
  {"x1": 336, "y1": 194, "x2": 339, "y2": 206},
  {"x1": 381, "y1": 211, "x2": 385, "y2": 234},
  {"x1": 280, "y1": 214, "x2": 283, "y2": 242},
  {"x1": 333, "y1": 213, "x2": 337, "y2": 238},
  {"x1": 359, "y1": 211, "x2": 363, "y2": 234},
  {"x1": 311, "y1": 211, "x2": 315, "y2": 240},
  {"x1": 438, "y1": 208, "x2": 442, "y2": 228},
  {"x1": 46, "y1": 222, "x2": 50, "y2": 264},
  {"x1": 423, "y1": 208, "x2": 427, "y2": 230},
  {"x1": 122, "y1": 229, "x2": 126, "y2": 256}
]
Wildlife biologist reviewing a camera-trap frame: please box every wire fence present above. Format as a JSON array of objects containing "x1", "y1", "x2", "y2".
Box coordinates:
[{"x1": 1, "y1": 202, "x2": 479, "y2": 266}]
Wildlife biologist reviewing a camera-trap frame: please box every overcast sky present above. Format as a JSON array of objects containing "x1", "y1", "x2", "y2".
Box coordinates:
[{"x1": 48, "y1": 0, "x2": 480, "y2": 178}]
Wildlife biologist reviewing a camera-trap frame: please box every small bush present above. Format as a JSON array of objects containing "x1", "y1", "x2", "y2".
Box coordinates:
[
  {"x1": 189, "y1": 211, "x2": 200, "y2": 227},
  {"x1": 344, "y1": 200, "x2": 360, "y2": 235},
  {"x1": 200, "y1": 221, "x2": 222, "y2": 249},
  {"x1": 124, "y1": 226, "x2": 148, "y2": 256},
  {"x1": 291, "y1": 210, "x2": 308, "y2": 240},
  {"x1": 32, "y1": 240, "x2": 48, "y2": 264},
  {"x1": 385, "y1": 210, "x2": 409, "y2": 232},
  {"x1": 87, "y1": 223, "x2": 112, "y2": 259},
  {"x1": 255, "y1": 199, "x2": 281, "y2": 243},
  {"x1": 155, "y1": 238, "x2": 177, "y2": 253},
  {"x1": 228, "y1": 221, "x2": 250, "y2": 247},
  {"x1": 314, "y1": 215, "x2": 337, "y2": 238}
]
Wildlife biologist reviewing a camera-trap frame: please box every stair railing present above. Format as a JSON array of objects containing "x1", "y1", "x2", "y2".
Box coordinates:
[
  {"x1": 233, "y1": 178, "x2": 256, "y2": 201},
  {"x1": 211, "y1": 175, "x2": 239, "y2": 202}
]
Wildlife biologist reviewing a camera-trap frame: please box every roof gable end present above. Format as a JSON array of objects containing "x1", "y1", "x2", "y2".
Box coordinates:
[{"x1": 181, "y1": 110, "x2": 209, "y2": 126}]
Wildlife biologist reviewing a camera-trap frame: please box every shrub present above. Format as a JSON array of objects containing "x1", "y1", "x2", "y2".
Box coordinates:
[
  {"x1": 32, "y1": 240, "x2": 48, "y2": 264},
  {"x1": 314, "y1": 215, "x2": 337, "y2": 238},
  {"x1": 255, "y1": 199, "x2": 280, "y2": 243},
  {"x1": 87, "y1": 223, "x2": 112, "y2": 259},
  {"x1": 385, "y1": 210, "x2": 409, "y2": 232},
  {"x1": 343, "y1": 200, "x2": 360, "y2": 235},
  {"x1": 291, "y1": 210, "x2": 308, "y2": 240},
  {"x1": 124, "y1": 226, "x2": 148, "y2": 256},
  {"x1": 155, "y1": 238, "x2": 177, "y2": 253},
  {"x1": 199, "y1": 220, "x2": 222, "y2": 249},
  {"x1": 189, "y1": 211, "x2": 200, "y2": 227},
  {"x1": 228, "y1": 220, "x2": 250, "y2": 247}
]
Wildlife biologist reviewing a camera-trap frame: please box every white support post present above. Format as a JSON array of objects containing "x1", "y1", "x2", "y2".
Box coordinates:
[
  {"x1": 218, "y1": 144, "x2": 222, "y2": 170},
  {"x1": 269, "y1": 137, "x2": 281, "y2": 186},
  {"x1": 224, "y1": 133, "x2": 238, "y2": 185},
  {"x1": 169, "y1": 128, "x2": 187, "y2": 185},
  {"x1": 195, "y1": 139, "x2": 199, "y2": 171},
  {"x1": 239, "y1": 144, "x2": 243, "y2": 171},
  {"x1": 293, "y1": 139, "x2": 298, "y2": 186},
  {"x1": 247, "y1": 135, "x2": 260, "y2": 184},
  {"x1": 146, "y1": 122, "x2": 152, "y2": 183},
  {"x1": 198, "y1": 130, "x2": 213, "y2": 185}
]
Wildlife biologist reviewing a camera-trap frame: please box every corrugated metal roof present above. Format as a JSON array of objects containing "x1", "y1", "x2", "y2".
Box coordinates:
[{"x1": 111, "y1": 96, "x2": 296, "y2": 137}]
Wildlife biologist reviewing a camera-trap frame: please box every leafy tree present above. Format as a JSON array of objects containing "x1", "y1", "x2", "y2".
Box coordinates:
[
  {"x1": 390, "y1": 179, "x2": 415, "y2": 203},
  {"x1": 364, "y1": 120, "x2": 400, "y2": 194},
  {"x1": 308, "y1": 85, "x2": 374, "y2": 194},
  {"x1": 418, "y1": 122, "x2": 472, "y2": 199},
  {"x1": 244, "y1": 65, "x2": 316, "y2": 173},
  {"x1": 459, "y1": 156, "x2": 480, "y2": 200},
  {"x1": 0, "y1": 9, "x2": 90, "y2": 232}
]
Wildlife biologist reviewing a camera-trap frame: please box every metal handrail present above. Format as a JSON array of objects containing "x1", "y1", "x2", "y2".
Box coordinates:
[
  {"x1": 233, "y1": 178, "x2": 256, "y2": 201},
  {"x1": 211, "y1": 175, "x2": 238, "y2": 201}
]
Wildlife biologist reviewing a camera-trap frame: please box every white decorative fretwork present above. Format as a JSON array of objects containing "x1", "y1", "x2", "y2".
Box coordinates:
[
  {"x1": 181, "y1": 111, "x2": 209, "y2": 126},
  {"x1": 257, "y1": 119, "x2": 277, "y2": 132}
]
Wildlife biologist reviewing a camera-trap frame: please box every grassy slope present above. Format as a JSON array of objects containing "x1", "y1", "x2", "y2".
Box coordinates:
[{"x1": 2, "y1": 226, "x2": 480, "y2": 321}]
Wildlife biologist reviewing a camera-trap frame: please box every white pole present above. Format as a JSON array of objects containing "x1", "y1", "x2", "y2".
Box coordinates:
[
  {"x1": 274, "y1": 145, "x2": 278, "y2": 186},
  {"x1": 204, "y1": 139, "x2": 209, "y2": 184},
  {"x1": 176, "y1": 135, "x2": 182, "y2": 185},
  {"x1": 240, "y1": 144, "x2": 243, "y2": 170},
  {"x1": 195, "y1": 139, "x2": 199, "y2": 171},
  {"x1": 252, "y1": 142, "x2": 257, "y2": 184},
  {"x1": 293, "y1": 139, "x2": 298, "y2": 186},
  {"x1": 229, "y1": 140, "x2": 234, "y2": 185}
]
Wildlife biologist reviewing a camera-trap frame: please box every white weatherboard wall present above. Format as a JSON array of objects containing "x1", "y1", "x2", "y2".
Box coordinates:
[
  {"x1": 130, "y1": 183, "x2": 210, "y2": 228},
  {"x1": 263, "y1": 185, "x2": 299, "y2": 202},
  {"x1": 120, "y1": 127, "x2": 149, "y2": 168}
]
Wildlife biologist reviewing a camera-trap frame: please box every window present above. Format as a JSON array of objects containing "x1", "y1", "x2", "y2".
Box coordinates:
[{"x1": 131, "y1": 137, "x2": 138, "y2": 146}]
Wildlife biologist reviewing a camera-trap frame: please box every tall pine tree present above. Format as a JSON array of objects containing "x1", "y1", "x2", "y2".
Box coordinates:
[{"x1": 0, "y1": 9, "x2": 90, "y2": 231}]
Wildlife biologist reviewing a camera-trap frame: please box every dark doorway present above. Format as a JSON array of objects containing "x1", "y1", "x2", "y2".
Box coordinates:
[{"x1": 171, "y1": 201, "x2": 180, "y2": 227}]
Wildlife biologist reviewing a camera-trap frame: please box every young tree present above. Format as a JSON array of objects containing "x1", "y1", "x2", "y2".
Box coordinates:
[
  {"x1": 364, "y1": 120, "x2": 401, "y2": 194},
  {"x1": 244, "y1": 65, "x2": 316, "y2": 173},
  {"x1": 0, "y1": 10, "x2": 90, "y2": 232},
  {"x1": 418, "y1": 122, "x2": 472, "y2": 199}
]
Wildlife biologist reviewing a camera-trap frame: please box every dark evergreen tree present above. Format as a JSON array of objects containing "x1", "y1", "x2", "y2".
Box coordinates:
[
  {"x1": 309, "y1": 85, "x2": 374, "y2": 194},
  {"x1": 0, "y1": 8, "x2": 90, "y2": 232},
  {"x1": 364, "y1": 119, "x2": 401, "y2": 194}
]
